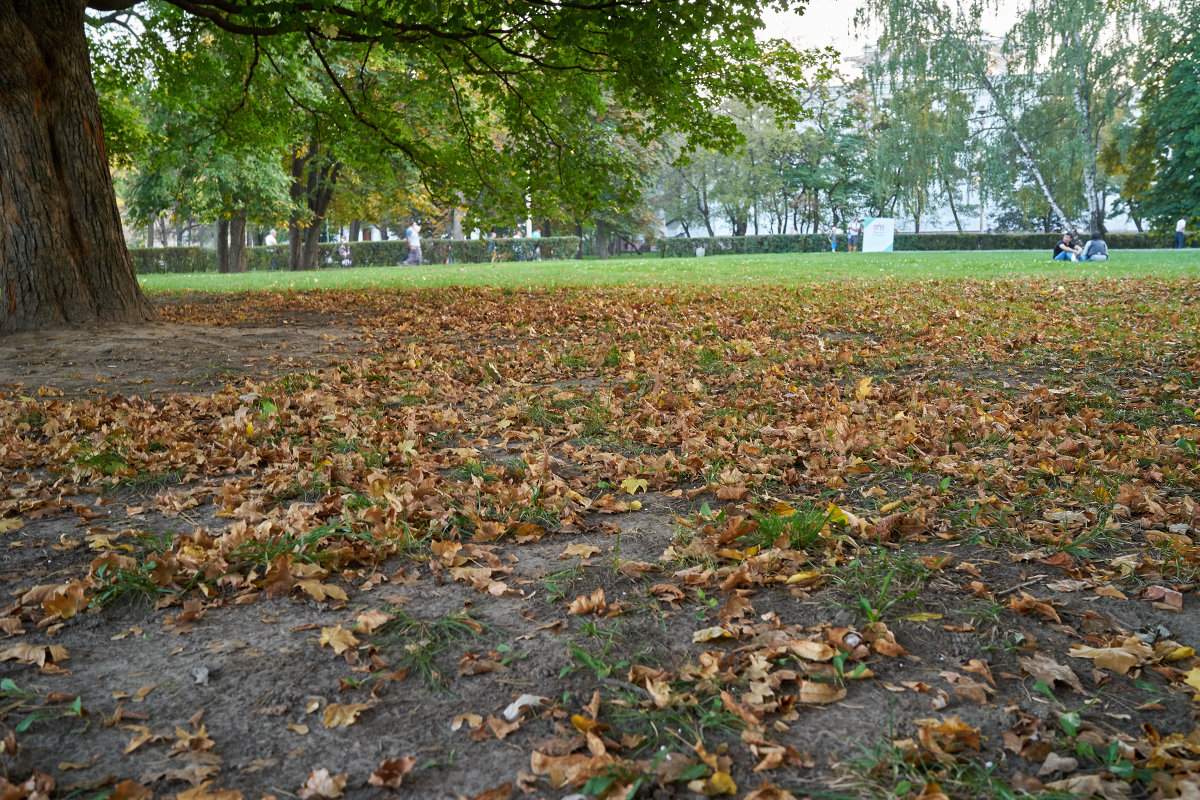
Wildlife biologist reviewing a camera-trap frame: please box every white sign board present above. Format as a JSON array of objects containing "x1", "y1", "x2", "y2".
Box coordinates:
[{"x1": 862, "y1": 217, "x2": 895, "y2": 252}]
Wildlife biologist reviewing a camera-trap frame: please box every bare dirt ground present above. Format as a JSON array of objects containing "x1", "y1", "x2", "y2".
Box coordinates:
[{"x1": 0, "y1": 282, "x2": 1198, "y2": 800}]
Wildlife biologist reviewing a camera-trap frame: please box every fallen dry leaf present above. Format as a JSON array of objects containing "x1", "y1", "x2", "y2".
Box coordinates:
[
  {"x1": 298, "y1": 768, "x2": 347, "y2": 799},
  {"x1": 369, "y1": 756, "x2": 416, "y2": 788},
  {"x1": 318, "y1": 626, "x2": 360, "y2": 655}
]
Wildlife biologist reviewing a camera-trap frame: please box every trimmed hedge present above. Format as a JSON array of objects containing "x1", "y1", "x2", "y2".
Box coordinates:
[
  {"x1": 657, "y1": 234, "x2": 831, "y2": 258},
  {"x1": 130, "y1": 236, "x2": 581, "y2": 274},
  {"x1": 656, "y1": 230, "x2": 1196, "y2": 257},
  {"x1": 129, "y1": 247, "x2": 215, "y2": 274}
]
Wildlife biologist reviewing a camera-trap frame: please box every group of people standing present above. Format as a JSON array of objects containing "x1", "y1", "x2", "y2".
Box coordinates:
[{"x1": 819, "y1": 218, "x2": 864, "y2": 252}]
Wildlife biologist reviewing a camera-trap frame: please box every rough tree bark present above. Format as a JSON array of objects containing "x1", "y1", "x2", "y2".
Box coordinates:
[
  {"x1": 216, "y1": 218, "x2": 230, "y2": 273},
  {"x1": 230, "y1": 210, "x2": 247, "y2": 273},
  {"x1": 287, "y1": 142, "x2": 340, "y2": 271},
  {"x1": 595, "y1": 219, "x2": 610, "y2": 259},
  {"x1": 0, "y1": 0, "x2": 155, "y2": 333}
]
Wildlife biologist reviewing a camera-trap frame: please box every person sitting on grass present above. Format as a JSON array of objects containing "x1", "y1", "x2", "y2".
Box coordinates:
[
  {"x1": 1052, "y1": 232, "x2": 1082, "y2": 261},
  {"x1": 1081, "y1": 231, "x2": 1108, "y2": 262}
]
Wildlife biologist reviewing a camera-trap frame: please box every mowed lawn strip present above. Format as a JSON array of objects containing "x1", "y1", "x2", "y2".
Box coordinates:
[{"x1": 139, "y1": 249, "x2": 1200, "y2": 294}]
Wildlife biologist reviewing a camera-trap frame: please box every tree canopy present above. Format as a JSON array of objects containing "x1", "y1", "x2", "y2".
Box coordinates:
[{"x1": 0, "y1": 0, "x2": 824, "y2": 332}]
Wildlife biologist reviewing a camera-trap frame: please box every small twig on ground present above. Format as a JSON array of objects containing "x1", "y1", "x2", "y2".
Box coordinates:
[{"x1": 995, "y1": 577, "x2": 1045, "y2": 596}]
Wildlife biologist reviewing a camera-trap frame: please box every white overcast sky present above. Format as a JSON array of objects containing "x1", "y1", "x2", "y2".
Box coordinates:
[{"x1": 761, "y1": 0, "x2": 1024, "y2": 71}]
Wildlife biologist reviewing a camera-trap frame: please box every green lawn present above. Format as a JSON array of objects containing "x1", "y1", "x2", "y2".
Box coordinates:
[{"x1": 139, "y1": 248, "x2": 1198, "y2": 294}]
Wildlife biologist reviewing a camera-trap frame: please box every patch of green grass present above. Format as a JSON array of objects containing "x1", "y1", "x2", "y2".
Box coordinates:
[
  {"x1": 696, "y1": 347, "x2": 732, "y2": 374},
  {"x1": 372, "y1": 610, "x2": 489, "y2": 691},
  {"x1": 541, "y1": 563, "x2": 584, "y2": 604},
  {"x1": 91, "y1": 560, "x2": 166, "y2": 608},
  {"x1": 15, "y1": 409, "x2": 44, "y2": 429},
  {"x1": 67, "y1": 436, "x2": 130, "y2": 478},
  {"x1": 277, "y1": 372, "x2": 322, "y2": 393},
  {"x1": 750, "y1": 503, "x2": 832, "y2": 550},
  {"x1": 832, "y1": 547, "x2": 931, "y2": 623},
  {"x1": 226, "y1": 518, "x2": 376, "y2": 570},
  {"x1": 830, "y1": 736, "x2": 1058, "y2": 800},
  {"x1": 115, "y1": 468, "x2": 185, "y2": 492},
  {"x1": 131, "y1": 528, "x2": 176, "y2": 555},
  {"x1": 604, "y1": 690, "x2": 743, "y2": 756},
  {"x1": 139, "y1": 250, "x2": 1200, "y2": 295}
]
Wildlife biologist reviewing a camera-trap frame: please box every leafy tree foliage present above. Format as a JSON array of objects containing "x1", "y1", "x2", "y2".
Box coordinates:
[
  {"x1": 1122, "y1": 3, "x2": 1200, "y2": 227},
  {"x1": 1, "y1": 0, "x2": 823, "y2": 330}
]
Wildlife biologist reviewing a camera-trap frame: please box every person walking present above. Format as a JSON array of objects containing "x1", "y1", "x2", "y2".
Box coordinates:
[
  {"x1": 403, "y1": 222, "x2": 423, "y2": 266},
  {"x1": 264, "y1": 228, "x2": 278, "y2": 270},
  {"x1": 1177, "y1": 217, "x2": 1187, "y2": 249}
]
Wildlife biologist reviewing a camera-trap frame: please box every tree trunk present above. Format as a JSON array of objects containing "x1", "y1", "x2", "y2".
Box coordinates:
[
  {"x1": 1069, "y1": 31, "x2": 1104, "y2": 234},
  {"x1": 574, "y1": 222, "x2": 584, "y2": 258},
  {"x1": 595, "y1": 220, "x2": 610, "y2": 259},
  {"x1": 216, "y1": 218, "x2": 230, "y2": 273},
  {"x1": 0, "y1": 0, "x2": 155, "y2": 333},
  {"x1": 944, "y1": 176, "x2": 963, "y2": 233},
  {"x1": 287, "y1": 143, "x2": 340, "y2": 270},
  {"x1": 349, "y1": 219, "x2": 361, "y2": 241},
  {"x1": 230, "y1": 210, "x2": 247, "y2": 273}
]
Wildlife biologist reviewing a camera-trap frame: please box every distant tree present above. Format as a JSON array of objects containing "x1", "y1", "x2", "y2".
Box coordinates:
[{"x1": 863, "y1": 0, "x2": 1146, "y2": 233}]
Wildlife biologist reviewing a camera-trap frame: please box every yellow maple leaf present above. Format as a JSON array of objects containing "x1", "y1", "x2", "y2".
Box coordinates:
[
  {"x1": 692, "y1": 626, "x2": 734, "y2": 643},
  {"x1": 1183, "y1": 668, "x2": 1200, "y2": 693},
  {"x1": 855, "y1": 376, "x2": 873, "y2": 401},
  {"x1": 620, "y1": 477, "x2": 648, "y2": 495},
  {"x1": 354, "y1": 609, "x2": 394, "y2": 635},
  {"x1": 559, "y1": 544, "x2": 601, "y2": 559},
  {"x1": 318, "y1": 626, "x2": 360, "y2": 655},
  {"x1": 825, "y1": 503, "x2": 850, "y2": 526},
  {"x1": 323, "y1": 702, "x2": 370, "y2": 728}
]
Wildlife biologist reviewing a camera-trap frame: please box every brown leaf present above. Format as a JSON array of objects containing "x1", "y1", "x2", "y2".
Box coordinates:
[
  {"x1": 1007, "y1": 591, "x2": 1061, "y2": 623},
  {"x1": 1069, "y1": 638, "x2": 1153, "y2": 675},
  {"x1": 109, "y1": 780, "x2": 153, "y2": 800},
  {"x1": 1019, "y1": 653, "x2": 1083, "y2": 693},
  {"x1": 1142, "y1": 585, "x2": 1184, "y2": 611},
  {"x1": 463, "y1": 783, "x2": 513, "y2": 800},
  {"x1": 458, "y1": 651, "x2": 505, "y2": 676},
  {"x1": 796, "y1": 681, "x2": 846, "y2": 704},
  {"x1": 1038, "y1": 752, "x2": 1079, "y2": 777},
  {"x1": 487, "y1": 714, "x2": 520, "y2": 740},
  {"x1": 568, "y1": 588, "x2": 608, "y2": 615},
  {"x1": 298, "y1": 768, "x2": 347, "y2": 800},
  {"x1": 743, "y1": 781, "x2": 798, "y2": 800},
  {"x1": 175, "y1": 783, "x2": 243, "y2": 800},
  {"x1": 368, "y1": 756, "x2": 416, "y2": 788},
  {"x1": 916, "y1": 716, "x2": 981, "y2": 759},
  {"x1": 354, "y1": 609, "x2": 393, "y2": 635}
]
